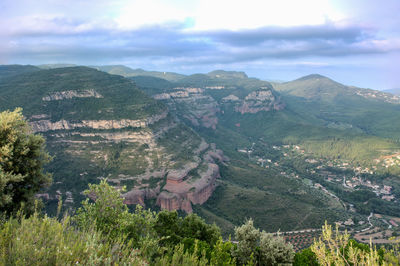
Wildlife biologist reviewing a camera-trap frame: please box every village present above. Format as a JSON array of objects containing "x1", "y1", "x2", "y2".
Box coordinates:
[{"x1": 237, "y1": 141, "x2": 400, "y2": 247}]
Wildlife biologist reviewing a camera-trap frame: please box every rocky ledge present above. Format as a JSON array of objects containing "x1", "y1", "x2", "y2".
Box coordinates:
[
  {"x1": 156, "y1": 162, "x2": 220, "y2": 213},
  {"x1": 153, "y1": 87, "x2": 220, "y2": 129},
  {"x1": 29, "y1": 111, "x2": 168, "y2": 132},
  {"x1": 235, "y1": 89, "x2": 285, "y2": 114},
  {"x1": 42, "y1": 89, "x2": 103, "y2": 101},
  {"x1": 121, "y1": 144, "x2": 227, "y2": 213}
]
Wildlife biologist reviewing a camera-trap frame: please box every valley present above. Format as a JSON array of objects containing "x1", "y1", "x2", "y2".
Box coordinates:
[{"x1": 1, "y1": 64, "x2": 400, "y2": 246}]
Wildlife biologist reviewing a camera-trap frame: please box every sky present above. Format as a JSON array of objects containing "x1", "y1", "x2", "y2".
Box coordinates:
[{"x1": 0, "y1": 0, "x2": 399, "y2": 89}]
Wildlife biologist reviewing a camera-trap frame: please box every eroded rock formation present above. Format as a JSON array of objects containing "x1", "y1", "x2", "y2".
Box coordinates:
[
  {"x1": 235, "y1": 90, "x2": 285, "y2": 114},
  {"x1": 42, "y1": 89, "x2": 103, "y2": 101},
  {"x1": 29, "y1": 111, "x2": 168, "y2": 132}
]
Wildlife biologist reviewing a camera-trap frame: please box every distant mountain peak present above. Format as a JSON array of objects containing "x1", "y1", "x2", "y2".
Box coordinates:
[{"x1": 296, "y1": 74, "x2": 329, "y2": 81}]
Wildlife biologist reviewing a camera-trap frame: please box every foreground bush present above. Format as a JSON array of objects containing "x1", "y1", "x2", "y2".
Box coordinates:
[
  {"x1": 0, "y1": 212, "x2": 145, "y2": 265},
  {"x1": 232, "y1": 219, "x2": 295, "y2": 265},
  {"x1": 0, "y1": 180, "x2": 311, "y2": 265},
  {"x1": 311, "y1": 221, "x2": 400, "y2": 265}
]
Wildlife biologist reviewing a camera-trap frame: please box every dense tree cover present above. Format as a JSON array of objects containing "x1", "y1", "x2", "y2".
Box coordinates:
[
  {"x1": 293, "y1": 247, "x2": 319, "y2": 265},
  {"x1": 302, "y1": 137, "x2": 400, "y2": 166},
  {"x1": 0, "y1": 108, "x2": 51, "y2": 215}
]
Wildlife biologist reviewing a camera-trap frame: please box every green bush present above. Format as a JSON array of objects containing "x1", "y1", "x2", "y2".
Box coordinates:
[
  {"x1": 154, "y1": 210, "x2": 221, "y2": 248},
  {"x1": 0, "y1": 212, "x2": 145, "y2": 265},
  {"x1": 232, "y1": 219, "x2": 294, "y2": 265}
]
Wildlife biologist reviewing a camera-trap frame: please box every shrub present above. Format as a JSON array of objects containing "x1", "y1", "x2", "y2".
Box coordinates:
[
  {"x1": 0, "y1": 212, "x2": 145, "y2": 265},
  {"x1": 232, "y1": 219, "x2": 294, "y2": 265}
]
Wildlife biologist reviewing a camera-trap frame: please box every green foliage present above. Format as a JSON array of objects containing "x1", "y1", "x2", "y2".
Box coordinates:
[
  {"x1": 259, "y1": 232, "x2": 295, "y2": 265},
  {"x1": 181, "y1": 214, "x2": 221, "y2": 247},
  {"x1": 302, "y1": 137, "x2": 400, "y2": 166},
  {"x1": 0, "y1": 66, "x2": 165, "y2": 120},
  {"x1": 293, "y1": 247, "x2": 319, "y2": 266},
  {"x1": 74, "y1": 180, "x2": 157, "y2": 244},
  {"x1": 286, "y1": 222, "x2": 400, "y2": 266},
  {"x1": 0, "y1": 212, "x2": 145, "y2": 265},
  {"x1": 74, "y1": 179, "x2": 128, "y2": 237},
  {"x1": 232, "y1": 219, "x2": 295, "y2": 265},
  {"x1": 155, "y1": 243, "x2": 209, "y2": 266},
  {"x1": 154, "y1": 210, "x2": 182, "y2": 246},
  {"x1": 232, "y1": 219, "x2": 260, "y2": 265},
  {"x1": 154, "y1": 210, "x2": 221, "y2": 247},
  {"x1": 311, "y1": 221, "x2": 382, "y2": 265},
  {"x1": 72, "y1": 181, "x2": 231, "y2": 264},
  {"x1": 0, "y1": 65, "x2": 40, "y2": 81},
  {"x1": 210, "y1": 237, "x2": 236, "y2": 266},
  {"x1": 0, "y1": 108, "x2": 52, "y2": 215}
]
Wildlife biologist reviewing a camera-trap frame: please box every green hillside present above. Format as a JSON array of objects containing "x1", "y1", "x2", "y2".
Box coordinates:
[
  {"x1": 274, "y1": 75, "x2": 400, "y2": 139},
  {"x1": 0, "y1": 64, "x2": 40, "y2": 81},
  {"x1": 0, "y1": 66, "x2": 164, "y2": 120}
]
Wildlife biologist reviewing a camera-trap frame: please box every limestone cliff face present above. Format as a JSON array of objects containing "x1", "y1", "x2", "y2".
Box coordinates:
[
  {"x1": 153, "y1": 88, "x2": 219, "y2": 129},
  {"x1": 222, "y1": 94, "x2": 240, "y2": 101},
  {"x1": 29, "y1": 111, "x2": 168, "y2": 132},
  {"x1": 153, "y1": 86, "x2": 284, "y2": 130},
  {"x1": 235, "y1": 90, "x2": 285, "y2": 114},
  {"x1": 42, "y1": 89, "x2": 103, "y2": 101}
]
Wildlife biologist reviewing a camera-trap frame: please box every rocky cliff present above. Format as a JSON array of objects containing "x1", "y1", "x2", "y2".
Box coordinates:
[
  {"x1": 121, "y1": 140, "x2": 226, "y2": 213},
  {"x1": 0, "y1": 67, "x2": 225, "y2": 213},
  {"x1": 30, "y1": 111, "x2": 168, "y2": 132},
  {"x1": 152, "y1": 85, "x2": 284, "y2": 132},
  {"x1": 153, "y1": 87, "x2": 220, "y2": 129},
  {"x1": 235, "y1": 90, "x2": 285, "y2": 114},
  {"x1": 42, "y1": 89, "x2": 103, "y2": 101}
]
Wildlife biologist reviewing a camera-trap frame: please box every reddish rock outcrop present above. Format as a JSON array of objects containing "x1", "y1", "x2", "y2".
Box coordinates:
[
  {"x1": 119, "y1": 139, "x2": 226, "y2": 214},
  {"x1": 156, "y1": 162, "x2": 220, "y2": 213},
  {"x1": 123, "y1": 187, "x2": 160, "y2": 206}
]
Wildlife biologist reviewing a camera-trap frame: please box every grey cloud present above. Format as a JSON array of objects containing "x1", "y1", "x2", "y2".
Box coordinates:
[
  {"x1": 194, "y1": 23, "x2": 371, "y2": 46},
  {"x1": 3, "y1": 18, "x2": 399, "y2": 66}
]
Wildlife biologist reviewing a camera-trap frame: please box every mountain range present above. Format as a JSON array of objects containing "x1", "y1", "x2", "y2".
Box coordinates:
[{"x1": 1, "y1": 64, "x2": 399, "y2": 237}]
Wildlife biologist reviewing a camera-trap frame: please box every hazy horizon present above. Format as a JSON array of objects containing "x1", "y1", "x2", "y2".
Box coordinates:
[{"x1": 1, "y1": 0, "x2": 399, "y2": 90}]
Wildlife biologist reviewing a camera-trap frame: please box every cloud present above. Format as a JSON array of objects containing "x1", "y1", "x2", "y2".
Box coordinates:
[
  {"x1": 1, "y1": 15, "x2": 399, "y2": 67},
  {"x1": 195, "y1": 23, "x2": 370, "y2": 46}
]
